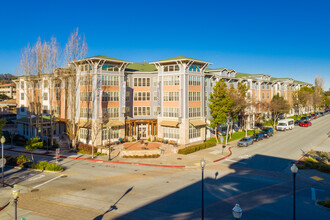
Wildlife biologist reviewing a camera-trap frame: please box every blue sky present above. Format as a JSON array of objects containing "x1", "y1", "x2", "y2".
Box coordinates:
[{"x1": 0, "y1": 0, "x2": 329, "y2": 89}]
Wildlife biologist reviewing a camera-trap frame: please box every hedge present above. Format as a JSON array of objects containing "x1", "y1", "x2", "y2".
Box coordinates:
[
  {"x1": 32, "y1": 161, "x2": 63, "y2": 171},
  {"x1": 76, "y1": 142, "x2": 97, "y2": 154},
  {"x1": 178, "y1": 142, "x2": 217, "y2": 155},
  {"x1": 123, "y1": 154, "x2": 160, "y2": 158}
]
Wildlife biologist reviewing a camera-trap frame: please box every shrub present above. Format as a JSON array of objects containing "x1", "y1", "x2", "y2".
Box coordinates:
[
  {"x1": 304, "y1": 157, "x2": 319, "y2": 164},
  {"x1": 76, "y1": 142, "x2": 96, "y2": 154},
  {"x1": 16, "y1": 154, "x2": 29, "y2": 167},
  {"x1": 178, "y1": 142, "x2": 217, "y2": 155},
  {"x1": 147, "y1": 137, "x2": 151, "y2": 141},
  {"x1": 32, "y1": 161, "x2": 63, "y2": 171},
  {"x1": 4, "y1": 154, "x2": 17, "y2": 166},
  {"x1": 317, "y1": 197, "x2": 330, "y2": 208}
]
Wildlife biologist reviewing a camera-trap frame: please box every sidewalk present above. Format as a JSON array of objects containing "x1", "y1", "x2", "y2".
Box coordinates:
[{"x1": 3, "y1": 141, "x2": 236, "y2": 168}]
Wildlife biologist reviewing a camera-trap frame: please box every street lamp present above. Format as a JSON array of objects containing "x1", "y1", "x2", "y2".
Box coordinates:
[
  {"x1": 1, "y1": 136, "x2": 5, "y2": 187},
  {"x1": 12, "y1": 188, "x2": 20, "y2": 220},
  {"x1": 291, "y1": 163, "x2": 298, "y2": 220},
  {"x1": 200, "y1": 158, "x2": 206, "y2": 220},
  {"x1": 232, "y1": 204, "x2": 243, "y2": 220}
]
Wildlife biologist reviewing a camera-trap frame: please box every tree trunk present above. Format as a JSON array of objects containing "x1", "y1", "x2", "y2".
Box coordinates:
[
  {"x1": 225, "y1": 119, "x2": 230, "y2": 146},
  {"x1": 214, "y1": 126, "x2": 219, "y2": 143},
  {"x1": 229, "y1": 120, "x2": 234, "y2": 139}
]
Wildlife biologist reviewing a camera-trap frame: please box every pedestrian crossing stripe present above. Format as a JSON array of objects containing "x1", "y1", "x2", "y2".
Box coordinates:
[{"x1": 310, "y1": 176, "x2": 323, "y2": 181}]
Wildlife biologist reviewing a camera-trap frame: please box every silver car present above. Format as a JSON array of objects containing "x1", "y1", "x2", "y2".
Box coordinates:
[{"x1": 237, "y1": 137, "x2": 254, "y2": 147}]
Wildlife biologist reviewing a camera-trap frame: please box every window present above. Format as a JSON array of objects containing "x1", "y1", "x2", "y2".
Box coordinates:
[
  {"x1": 262, "y1": 93, "x2": 265, "y2": 99},
  {"x1": 163, "y1": 127, "x2": 180, "y2": 139},
  {"x1": 188, "y1": 76, "x2": 201, "y2": 86},
  {"x1": 44, "y1": 80, "x2": 49, "y2": 88},
  {"x1": 80, "y1": 76, "x2": 92, "y2": 86},
  {"x1": 134, "y1": 92, "x2": 150, "y2": 101},
  {"x1": 188, "y1": 65, "x2": 201, "y2": 72},
  {"x1": 80, "y1": 92, "x2": 92, "y2": 101},
  {"x1": 43, "y1": 93, "x2": 48, "y2": 101},
  {"x1": 188, "y1": 92, "x2": 201, "y2": 101},
  {"x1": 164, "y1": 65, "x2": 180, "y2": 72},
  {"x1": 102, "y1": 92, "x2": 119, "y2": 102},
  {"x1": 153, "y1": 91, "x2": 158, "y2": 101},
  {"x1": 267, "y1": 93, "x2": 270, "y2": 98},
  {"x1": 189, "y1": 125, "x2": 201, "y2": 139},
  {"x1": 102, "y1": 75, "x2": 119, "y2": 86},
  {"x1": 133, "y1": 78, "x2": 150, "y2": 87},
  {"x1": 102, "y1": 127, "x2": 119, "y2": 140},
  {"x1": 133, "y1": 107, "x2": 150, "y2": 116},
  {"x1": 80, "y1": 64, "x2": 92, "y2": 72},
  {"x1": 43, "y1": 105, "x2": 48, "y2": 114},
  {"x1": 55, "y1": 80, "x2": 62, "y2": 88},
  {"x1": 20, "y1": 82, "x2": 24, "y2": 89},
  {"x1": 80, "y1": 108, "x2": 92, "y2": 118},
  {"x1": 189, "y1": 108, "x2": 201, "y2": 117},
  {"x1": 56, "y1": 106, "x2": 61, "y2": 115},
  {"x1": 163, "y1": 91, "x2": 179, "y2": 101},
  {"x1": 163, "y1": 76, "x2": 180, "y2": 86},
  {"x1": 154, "y1": 107, "x2": 159, "y2": 116},
  {"x1": 56, "y1": 92, "x2": 61, "y2": 101},
  {"x1": 126, "y1": 91, "x2": 130, "y2": 101},
  {"x1": 102, "y1": 64, "x2": 119, "y2": 72},
  {"x1": 21, "y1": 93, "x2": 24, "y2": 100},
  {"x1": 153, "y1": 77, "x2": 157, "y2": 87},
  {"x1": 102, "y1": 108, "x2": 119, "y2": 118},
  {"x1": 204, "y1": 78, "x2": 208, "y2": 87},
  {"x1": 163, "y1": 107, "x2": 179, "y2": 117},
  {"x1": 20, "y1": 105, "x2": 25, "y2": 113},
  {"x1": 80, "y1": 128, "x2": 91, "y2": 140}
]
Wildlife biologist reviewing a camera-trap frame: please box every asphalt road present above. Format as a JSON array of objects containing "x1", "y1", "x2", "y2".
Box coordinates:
[{"x1": 0, "y1": 114, "x2": 329, "y2": 220}]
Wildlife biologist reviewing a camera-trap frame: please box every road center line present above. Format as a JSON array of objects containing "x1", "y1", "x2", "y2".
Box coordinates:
[{"x1": 32, "y1": 174, "x2": 65, "y2": 189}]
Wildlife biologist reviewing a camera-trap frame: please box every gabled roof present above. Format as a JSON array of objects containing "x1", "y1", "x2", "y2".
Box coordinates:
[
  {"x1": 151, "y1": 56, "x2": 211, "y2": 64},
  {"x1": 125, "y1": 63, "x2": 157, "y2": 73},
  {"x1": 205, "y1": 68, "x2": 227, "y2": 72},
  {"x1": 86, "y1": 55, "x2": 129, "y2": 62}
]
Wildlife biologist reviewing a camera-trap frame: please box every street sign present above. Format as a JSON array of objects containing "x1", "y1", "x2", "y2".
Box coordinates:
[
  {"x1": 56, "y1": 148, "x2": 60, "y2": 154},
  {"x1": 220, "y1": 136, "x2": 224, "y2": 143},
  {"x1": 0, "y1": 158, "x2": 6, "y2": 167}
]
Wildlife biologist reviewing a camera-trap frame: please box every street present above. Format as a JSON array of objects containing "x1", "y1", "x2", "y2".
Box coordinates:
[{"x1": 1, "y1": 114, "x2": 330, "y2": 219}]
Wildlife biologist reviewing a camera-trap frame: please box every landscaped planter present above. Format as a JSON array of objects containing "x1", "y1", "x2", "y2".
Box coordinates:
[{"x1": 120, "y1": 149, "x2": 161, "y2": 157}]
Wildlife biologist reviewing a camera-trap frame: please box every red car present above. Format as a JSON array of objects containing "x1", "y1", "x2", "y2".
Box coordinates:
[{"x1": 300, "y1": 120, "x2": 312, "y2": 127}]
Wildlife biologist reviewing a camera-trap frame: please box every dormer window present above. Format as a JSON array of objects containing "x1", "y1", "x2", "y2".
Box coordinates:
[
  {"x1": 102, "y1": 64, "x2": 119, "y2": 72},
  {"x1": 164, "y1": 65, "x2": 179, "y2": 72},
  {"x1": 188, "y1": 65, "x2": 201, "y2": 72}
]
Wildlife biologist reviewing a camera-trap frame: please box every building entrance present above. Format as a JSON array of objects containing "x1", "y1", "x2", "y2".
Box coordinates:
[
  {"x1": 125, "y1": 119, "x2": 158, "y2": 139},
  {"x1": 138, "y1": 123, "x2": 147, "y2": 139}
]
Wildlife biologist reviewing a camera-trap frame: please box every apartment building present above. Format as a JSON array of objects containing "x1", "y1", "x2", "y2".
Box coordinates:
[
  {"x1": 0, "y1": 83, "x2": 16, "y2": 99},
  {"x1": 14, "y1": 55, "x2": 312, "y2": 146}
]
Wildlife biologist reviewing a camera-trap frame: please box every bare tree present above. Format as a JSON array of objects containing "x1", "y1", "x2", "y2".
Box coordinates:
[
  {"x1": 270, "y1": 94, "x2": 290, "y2": 129},
  {"x1": 60, "y1": 29, "x2": 88, "y2": 151}
]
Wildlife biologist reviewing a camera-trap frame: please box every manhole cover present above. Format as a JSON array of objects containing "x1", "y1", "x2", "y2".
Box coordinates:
[
  {"x1": 82, "y1": 188, "x2": 86, "y2": 191},
  {"x1": 61, "y1": 175, "x2": 67, "y2": 178},
  {"x1": 177, "y1": 158, "x2": 182, "y2": 160},
  {"x1": 31, "y1": 189, "x2": 39, "y2": 192}
]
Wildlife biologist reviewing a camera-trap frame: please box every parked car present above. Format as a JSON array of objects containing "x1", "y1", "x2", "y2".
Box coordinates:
[
  {"x1": 300, "y1": 116, "x2": 309, "y2": 121},
  {"x1": 261, "y1": 127, "x2": 274, "y2": 138},
  {"x1": 300, "y1": 120, "x2": 312, "y2": 127},
  {"x1": 276, "y1": 119, "x2": 294, "y2": 131},
  {"x1": 252, "y1": 133, "x2": 264, "y2": 142},
  {"x1": 294, "y1": 119, "x2": 303, "y2": 125},
  {"x1": 237, "y1": 137, "x2": 254, "y2": 147},
  {"x1": 311, "y1": 114, "x2": 317, "y2": 119}
]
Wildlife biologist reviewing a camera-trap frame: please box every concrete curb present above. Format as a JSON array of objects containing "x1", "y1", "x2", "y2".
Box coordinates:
[{"x1": 5, "y1": 147, "x2": 233, "y2": 169}]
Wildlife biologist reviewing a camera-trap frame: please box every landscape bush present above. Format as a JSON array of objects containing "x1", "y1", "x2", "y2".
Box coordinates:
[
  {"x1": 4, "y1": 154, "x2": 17, "y2": 166},
  {"x1": 32, "y1": 161, "x2": 63, "y2": 171},
  {"x1": 317, "y1": 197, "x2": 330, "y2": 208},
  {"x1": 297, "y1": 154, "x2": 330, "y2": 174},
  {"x1": 178, "y1": 142, "x2": 217, "y2": 155},
  {"x1": 76, "y1": 142, "x2": 97, "y2": 154},
  {"x1": 16, "y1": 154, "x2": 29, "y2": 166}
]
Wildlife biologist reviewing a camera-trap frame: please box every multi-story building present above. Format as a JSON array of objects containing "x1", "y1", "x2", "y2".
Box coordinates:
[
  {"x1": 0, "y1": 83, "x2": 16, "y2": 99},
  {"x1": 14, "y1": 55, "x2": 312, "y2": 146}
]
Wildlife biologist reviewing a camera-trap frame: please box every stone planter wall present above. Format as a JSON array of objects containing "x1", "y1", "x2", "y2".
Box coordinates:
[{"x1": 120, "y1": 149, "x2": 161, "y2": 157}]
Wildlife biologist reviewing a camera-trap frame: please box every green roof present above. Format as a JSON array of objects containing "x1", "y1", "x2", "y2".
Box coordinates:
[
  {"x1": 86, "y1": 55, "x2": 129, "y2": 62},
  {"x1": 235, "y1": 72, "x2": 253, "y2": 78},
  {"x1": 205, "y1": 68, "x2": 226, "y2": 72},
  {"x1": 126, "y1": 63, "x2": 157, "y2": 72},
  {"x1": 154, "y1": 56, "x2": 209, "y2": 63}
]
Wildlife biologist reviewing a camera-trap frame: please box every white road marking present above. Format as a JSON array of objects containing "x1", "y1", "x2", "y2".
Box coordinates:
[
  {"x1": 28, "y1": 174, "x2": 45, "y2": 181},
  {"x1": 225, "y1": 159, "x2": 248, "y2": 164},
  {"x1": 32, "y1": 174, "x2": 65, "y2": 189}
]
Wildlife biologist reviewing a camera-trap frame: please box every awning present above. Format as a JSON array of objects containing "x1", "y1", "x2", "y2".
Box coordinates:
[
  {"x1": 106, "y1": 120, "x2": 124, "y2": 127},
  {"x1": 79, "y1": 121, "x2": 92, "y2": 129},
  {"x1": 190, "y1": 119, "x2": 206, "y2": 127},
  {"x1": 159, "y1": 120, "x2": 178, "y2": 127}
]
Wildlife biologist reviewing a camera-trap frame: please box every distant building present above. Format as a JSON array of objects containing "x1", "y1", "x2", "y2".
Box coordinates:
[{"x1": 0, "y1": 83, "x2": 16, "y2": 98}]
